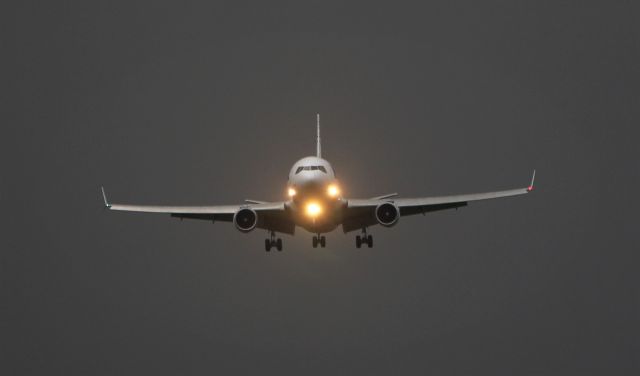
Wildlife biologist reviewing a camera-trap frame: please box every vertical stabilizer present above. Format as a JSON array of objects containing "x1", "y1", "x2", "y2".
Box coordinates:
[{"x1": 316, "y1": 113, "x2": 321, "y2": 158}]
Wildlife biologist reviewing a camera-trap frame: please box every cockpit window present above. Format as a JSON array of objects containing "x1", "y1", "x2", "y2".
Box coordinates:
[{"x1": 295, "y1": 165, "x2": 327, "y2": 173}]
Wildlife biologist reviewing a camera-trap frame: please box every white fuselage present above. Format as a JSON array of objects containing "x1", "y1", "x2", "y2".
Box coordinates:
[{"x1": 287, "y1": 156, "x2": 343, "y2": 233}]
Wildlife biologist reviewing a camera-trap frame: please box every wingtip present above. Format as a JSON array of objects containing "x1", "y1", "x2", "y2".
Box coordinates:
[
  {"x1": 101, "y1": 186, "x2": 111, "y2": 208},
  {"x1": 527, "y1": 170, "x2": 536, "y2": 192}
]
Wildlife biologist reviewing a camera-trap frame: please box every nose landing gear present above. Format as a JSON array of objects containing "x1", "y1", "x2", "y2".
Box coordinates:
[
  {"x1": 265, "y1": 231, "x2": 283, "y2": 252},
  {"x1": 356, "y1": 228, "x2": 373, "y2": 248},
  {"x1": 312, "y1": 234, "x2": 326, "y2": 248}
]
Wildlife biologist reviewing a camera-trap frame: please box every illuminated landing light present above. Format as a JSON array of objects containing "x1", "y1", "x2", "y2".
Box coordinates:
[
  {"x1": 305, "y1": 202, "x2": 322, "y2": 217},
  {"x1": 327, "y1": 184, "x2": 340, "y2": 197},
  {"x1": 288, "y1": 187, "x2": 297, "y2": 197}
]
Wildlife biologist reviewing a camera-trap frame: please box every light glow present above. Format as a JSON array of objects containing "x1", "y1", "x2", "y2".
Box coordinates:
[
  {"x1": 305, "y1": 202, "x2": 322, "y2": 217},
  {"x1": 327, "y1": 184, "x2": 340, "y2": 197},
  {"x1": 288, "y1": 187, "x2": 297, "y2": 197}
]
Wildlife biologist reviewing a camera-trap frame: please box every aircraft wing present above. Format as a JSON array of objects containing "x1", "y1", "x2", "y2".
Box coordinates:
[
  {"x1": 342, "y1": 171, "x2": 535, "y2": 233},
  {"x1": 101, "y1": 188, "x2": 295, "y2": 234}
]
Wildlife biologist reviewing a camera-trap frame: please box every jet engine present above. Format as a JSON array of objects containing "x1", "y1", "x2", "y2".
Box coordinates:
[
  {"x1": 375, "y1": 202, "x2": 400, "y2": 227},
  {"x1": 234, "y1": 208, "x2": 258, "y2": 232}
]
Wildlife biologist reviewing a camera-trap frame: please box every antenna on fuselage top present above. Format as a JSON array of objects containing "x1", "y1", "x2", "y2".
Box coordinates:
[{"x1": 316, "y1": 113, "x2": 321, "y2": 158}]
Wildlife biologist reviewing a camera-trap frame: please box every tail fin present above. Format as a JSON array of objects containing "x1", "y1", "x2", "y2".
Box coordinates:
[{"x1": 316, "y1": 113, "x2": 321, "y2": 158}]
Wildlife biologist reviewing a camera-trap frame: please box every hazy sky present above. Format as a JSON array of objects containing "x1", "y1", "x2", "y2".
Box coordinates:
[{"x1": 3, "y1": 1, "x2": 639, "y2": 375}]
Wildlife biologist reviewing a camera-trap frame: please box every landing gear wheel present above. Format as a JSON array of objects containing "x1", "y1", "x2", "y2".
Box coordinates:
[
  {"x1": 266, "y1": 231, "x2": 281, "y2": 252},
  {"x1": 320, "y1": 236, "x2": 326, "y2": 248},
  {"x1": 312, "y1": 236, "x2": 318, "y2": 248},
  {"x1": 356, "y1": 228, "x2": 373, "y2": 248}
]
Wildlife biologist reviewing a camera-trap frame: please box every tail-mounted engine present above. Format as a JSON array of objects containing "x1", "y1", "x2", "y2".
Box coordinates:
[
  {"x1": 375, "y1": 202, "x2": 400, "y2": 227},
  {"x1": 234, "y1": 208, "x2": 258, "y2": 232}
]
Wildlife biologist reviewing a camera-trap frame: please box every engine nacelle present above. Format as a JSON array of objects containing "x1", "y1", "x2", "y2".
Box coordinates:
[
  {"x1": 375, "y1": 202, "x2": 400, "y2": 227},
  {"x1": 233, "y1": 208, "x2": 258, "y2": 232}
]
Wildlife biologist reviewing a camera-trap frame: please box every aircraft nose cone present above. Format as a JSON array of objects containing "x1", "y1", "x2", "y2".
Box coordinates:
[
  {"x1": 296, "y1": 180, "x2": 322, "y2": 193},
  {"x1": 290, "y1": 173, "x2": 333, "y2": 198}
]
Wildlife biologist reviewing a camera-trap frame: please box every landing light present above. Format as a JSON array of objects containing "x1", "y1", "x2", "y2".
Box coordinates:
[
  {"x1": 327, "y1": 184, "x2": 340, "y2": 197},
  {"x1": 288, "y1": 187, "x2": 297, "y2": 197},
  {"x1": 305, "y1": 202, "x2": 322, "y2": 217}
]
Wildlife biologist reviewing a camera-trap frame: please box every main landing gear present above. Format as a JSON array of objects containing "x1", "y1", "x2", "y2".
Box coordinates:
[
  {"x1": 312, "y1": 234, "x2": 326, "y2": 248},
  {"x1": 356, "y1": 228, "x2": 373, "y2": 248},
  {"x1": 265, "y1": 231, "x2": 282, "y2": 252}
]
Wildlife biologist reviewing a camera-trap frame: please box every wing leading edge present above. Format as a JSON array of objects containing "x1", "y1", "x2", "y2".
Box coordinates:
[
  {"x1": 342, "y1": 171, "x2": 535, "y2": 233},
  {"x1": 100, "y1": 187, "x2": 294, "y2": 234}
]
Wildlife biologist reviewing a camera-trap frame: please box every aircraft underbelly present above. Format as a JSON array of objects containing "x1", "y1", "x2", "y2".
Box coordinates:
[{"x1": 297, "y1": 221, "x2": 339, "y2": 234}]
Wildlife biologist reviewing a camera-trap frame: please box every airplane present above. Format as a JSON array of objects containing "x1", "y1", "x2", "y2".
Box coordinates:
[{"x1": 101, "y1": 115, "x2": 535, "y2": 251}]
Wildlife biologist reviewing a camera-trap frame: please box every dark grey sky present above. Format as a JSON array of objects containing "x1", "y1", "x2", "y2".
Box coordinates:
[{"x1": 3, "y1": 1, "x2": 639, "y2": 375}]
